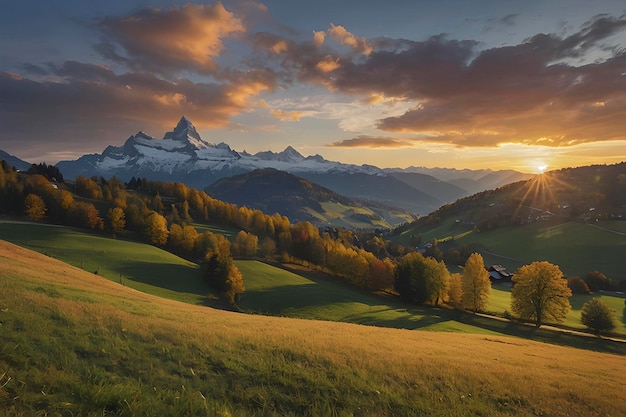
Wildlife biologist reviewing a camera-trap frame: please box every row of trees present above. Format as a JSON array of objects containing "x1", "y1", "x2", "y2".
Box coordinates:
[
  {"x1": 393, "y1": 250, "x2": 617, "y2": 334},
  {"x1": 394, "y1": 252, "x2": 492, "y2": 312}
]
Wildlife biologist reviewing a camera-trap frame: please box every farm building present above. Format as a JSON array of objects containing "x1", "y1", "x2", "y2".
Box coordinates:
[{"x1": 487, "y1": 265, "x2": 513, "y2": 282}]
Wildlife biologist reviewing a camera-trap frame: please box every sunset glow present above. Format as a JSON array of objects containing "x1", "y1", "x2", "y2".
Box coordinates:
[{"x1": 0, "y1": 1, "x2": 625, "y2": 171}]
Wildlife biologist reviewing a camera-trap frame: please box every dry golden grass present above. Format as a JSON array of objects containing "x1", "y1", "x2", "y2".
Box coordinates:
[{"x1": 1, "y1": 240, "x2": 625, "y2": 416}]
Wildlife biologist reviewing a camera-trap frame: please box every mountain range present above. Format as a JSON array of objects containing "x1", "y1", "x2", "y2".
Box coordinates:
[{"x1": 10, "y1": 116, "x2": 533, "y2": 216}]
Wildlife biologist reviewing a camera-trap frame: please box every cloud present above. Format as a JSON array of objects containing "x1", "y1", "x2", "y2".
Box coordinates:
[
  {"x1": 270, "y1": 109, "x2": 305, "y2": 121},
  {"x1": 327, "y1": 24, "x2": 373, "y2": 55},
  {"x1": 313, "y1": 31, "x2": 326, "y2": 47},
  {"x1": 316, "y1": 56, "x2": 341, "y2": 73},
  {"x1": 283, "y1": 17, "x2": 626, "y2": 148},
  {"x1": 97, "y1": 3, "x2": 245, "y2": 75},
  {"x1": 329, "y1": 135, "x2": 415, "y2": 148},
  {"x1": 0, "y1": 61, "x2": 275, "y2": 159}
]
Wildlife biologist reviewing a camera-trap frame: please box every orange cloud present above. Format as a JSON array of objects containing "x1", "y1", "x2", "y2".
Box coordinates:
[
  {"x1": 271, "y1": 109, "x2": 305, "y2": 121},
  {"x1": 313, "y1": 31, "x2": 326, "y2": 47},
  {"x1": 0, "y1": 60, "x2": 276, "y2": 155},
  {"x1": 98, "y1": 3, "x2": 245, "y2": 74},
  {"x1": 271, "y1": 39, "x2": 289, "y2": 54},
  {"x1": 327, "y1": 24, "x2": 372, "y2": 55},
  {"x1": 316, "y1": 56, "x2": 341, "y2": 73}
]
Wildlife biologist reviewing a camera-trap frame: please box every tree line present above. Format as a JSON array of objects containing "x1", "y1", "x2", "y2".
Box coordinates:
[{"x1": 0, "y1": 161, "x2": 619, "y2": 333}]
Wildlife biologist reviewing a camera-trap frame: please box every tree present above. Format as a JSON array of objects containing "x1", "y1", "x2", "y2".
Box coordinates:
[
  {"x1": 107, "y1": 207, "x2": 126, "y2": 236},
  {"x1": 567, "y1": 276, "x2": 590, "y2": 294},
  {"x1": 511, "y1": 261, "x2": 572, "y2": 327},
  {"x1": 259, "y1": 236, "x2": 277, "y2": 259},
  {"x1": 394, "y1": 252, "x2": 449, "y2": 305},
  {"x1": 394, "y1": 252, "x2": 428, "y2": 304},
  {"x1": 232, "y1": 230, "x2": 258, "y2": 258},
  {"x1": 203, "y1": 254, "x2": 245, "y2": 305},
  {"x1": 72, "y1": 202, "x2": 103, "y2": 230},
  {"x1": 461, "y1": 253, "x2": 491, "y2": 313},
  {"x1": 580, "y1": 299, "x2": 616, "y2": 335},
  {"x1": 448, "y1": 273, "x2": 463, "y2": 308},
  {"x1": 585, "y1": 270, "x2": 611, "y2": 292},
  {"x1": 423, "y1": 257, "x2": 450, "y2": 306},
  {"x1": 143, "y1": 211, "x2": 168, "y2": 245},
  {"x1": 24, "y1": 193, "x2": 46, "y2": 221}
]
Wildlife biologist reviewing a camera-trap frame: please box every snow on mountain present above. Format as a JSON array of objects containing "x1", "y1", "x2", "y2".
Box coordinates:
[
  {"x1": 55, "y1": 116, "x2": 532, "y2": 213},
  {"x1": 56, "y1": 116, "x2": 382, "y2": 187}
]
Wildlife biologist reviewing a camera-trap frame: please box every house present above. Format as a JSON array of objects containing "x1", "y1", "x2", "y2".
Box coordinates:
[{"x1": 487, "y1": 265, "x2": 513, "y2": 282}]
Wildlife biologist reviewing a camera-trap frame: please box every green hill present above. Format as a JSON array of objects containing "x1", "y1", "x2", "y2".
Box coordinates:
[
  {"x1": 0, "y1": 221, "x2": 217, "y2": 307},
  {"x1": 394, "y1": 163, "x2": 626, "y2": 281},
  {"x1": 1, "y1": 240, "x2": 624, "y2": 416}
]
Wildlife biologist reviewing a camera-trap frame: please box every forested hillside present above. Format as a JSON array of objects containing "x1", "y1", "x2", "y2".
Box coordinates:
[{"x1": 206, "y1": 168, "x2": 414, "y2": 227}]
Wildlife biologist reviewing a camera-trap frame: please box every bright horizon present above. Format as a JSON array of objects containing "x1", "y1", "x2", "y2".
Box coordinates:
[{"x1": 1, "y1": 1, "x2": 626, "y2": 173}]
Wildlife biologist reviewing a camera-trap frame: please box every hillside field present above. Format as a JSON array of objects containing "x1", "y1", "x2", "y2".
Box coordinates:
[
  {"x1": 0, "y1": 221, "x2": 220, "y2": 307},
  {"x1": 2, "y1": 221, "x2": 625, "y2": 342},
  {"x1": 1, "y1": 240, "x2": 625, "y2": 416},
  {"x1": 398, "y1": 218, "x2": 626, "y2": 280}
]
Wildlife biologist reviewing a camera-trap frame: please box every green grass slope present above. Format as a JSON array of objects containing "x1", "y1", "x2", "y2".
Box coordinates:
[
  {"x1": 396, "y1": 218, "x2": 626, "y2": 280},
  {"x1": 455, "y1": 220, "x2": 626, "y2": 280},
  {"x1": 237, "y1": 261, "x2": 626, "y2": 346},
  {"x1": 1, "y1": 240, "x2": 624, "y2": 416},
  {"x1": 0, "y1": 222, "x2": 214, "y2": 306}
]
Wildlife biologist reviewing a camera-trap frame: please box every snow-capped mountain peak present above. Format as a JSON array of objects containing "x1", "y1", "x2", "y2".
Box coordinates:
[
  {"x1": 254, "y1": 145, "x2": 305, "y2": 163},
  {"x1": 56, "y1": 116, "x2": 387, "y2": 188},
  {"x1": 163, "y1": 116, "x2": 211, "y2": 150}
]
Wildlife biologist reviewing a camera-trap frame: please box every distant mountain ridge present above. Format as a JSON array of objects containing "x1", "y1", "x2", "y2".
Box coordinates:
[
  {"x1": 206, "y1": 168, "x2": 414, "y2": 228},
  {"x1": 32, "y1": 116, "x2": 532, "y2": 214},
  {"x1": 0, "y1": 149, "x2": 31, "y2": 171}
]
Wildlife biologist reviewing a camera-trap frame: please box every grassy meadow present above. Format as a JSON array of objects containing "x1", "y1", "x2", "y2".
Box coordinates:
[
  {"x1": 2, "y1": 221, "x2": 625, "y2": 344},
  {"x1": 1, "y1": 240, "x2": 625, "y2": 416},
  {"x1": 0, "y1": 222, "x2": 220, "y2": 307},
  {"x1": 398, "y1": 218, "x2": 626, "y2": 280},
  {"x1": 237, "y1": 261, "x2": 626, "y2": 344}
]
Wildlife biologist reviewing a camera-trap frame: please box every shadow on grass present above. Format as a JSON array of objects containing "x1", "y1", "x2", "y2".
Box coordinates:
[
  {"x1": 241, "y1": 262, "x2": 626, "y2": 355},
  {"x1": 113, "y1": 260, "x2": 231, "y2": 309},
  {"x1": 456, "y1": 313, "x2": 626, "y2": 355}
]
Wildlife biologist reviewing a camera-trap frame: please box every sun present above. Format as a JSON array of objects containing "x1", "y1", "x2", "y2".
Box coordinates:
[{"x1": 536, "y1": 164, "x2": 548, "y2": 174}]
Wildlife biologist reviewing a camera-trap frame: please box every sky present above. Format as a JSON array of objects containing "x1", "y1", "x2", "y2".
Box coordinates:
[{"x1": 1, "y1": 0, "x2": 626, "y2": 173}]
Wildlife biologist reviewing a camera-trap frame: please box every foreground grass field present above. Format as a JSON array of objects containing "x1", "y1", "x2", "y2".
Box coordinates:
[{"x1": 1, "y1": 240, "x2": 624, "y2": 416}]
